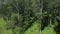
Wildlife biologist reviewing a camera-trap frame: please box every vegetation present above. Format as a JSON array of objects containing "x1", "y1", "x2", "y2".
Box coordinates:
[{"x1": 0, "y1": 0, "x2": 60, "y2": 34}]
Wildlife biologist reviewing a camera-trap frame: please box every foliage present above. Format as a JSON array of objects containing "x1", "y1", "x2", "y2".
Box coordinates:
[
  {"x1": 0, "y1": 0, "x2": 60, "y2": 34},
  {"x1": 25, "y1": 21, "x2": 39, "y2": 34},
  {"x1": 42, "y1": 26, "x2": 56, "y2": 34}
]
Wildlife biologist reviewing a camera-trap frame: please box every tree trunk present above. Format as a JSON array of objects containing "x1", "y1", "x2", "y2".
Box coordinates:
[{"x1": 38, "y1": 0, "x2": 43, "y2": 34}]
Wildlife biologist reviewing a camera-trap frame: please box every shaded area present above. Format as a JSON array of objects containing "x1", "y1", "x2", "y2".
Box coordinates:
[{"x1": 54, "y1": 20, "x2": 60, "y2": 34}]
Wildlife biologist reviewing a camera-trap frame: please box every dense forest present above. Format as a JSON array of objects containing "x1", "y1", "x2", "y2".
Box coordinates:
[{"x1": 0, "y1": 0, "x2": 60, "y2": 34}]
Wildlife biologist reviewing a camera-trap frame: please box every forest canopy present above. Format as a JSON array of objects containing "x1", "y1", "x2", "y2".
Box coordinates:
[{"x1": 0, "y1": 0, "x2": 60, "y2": 34}]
